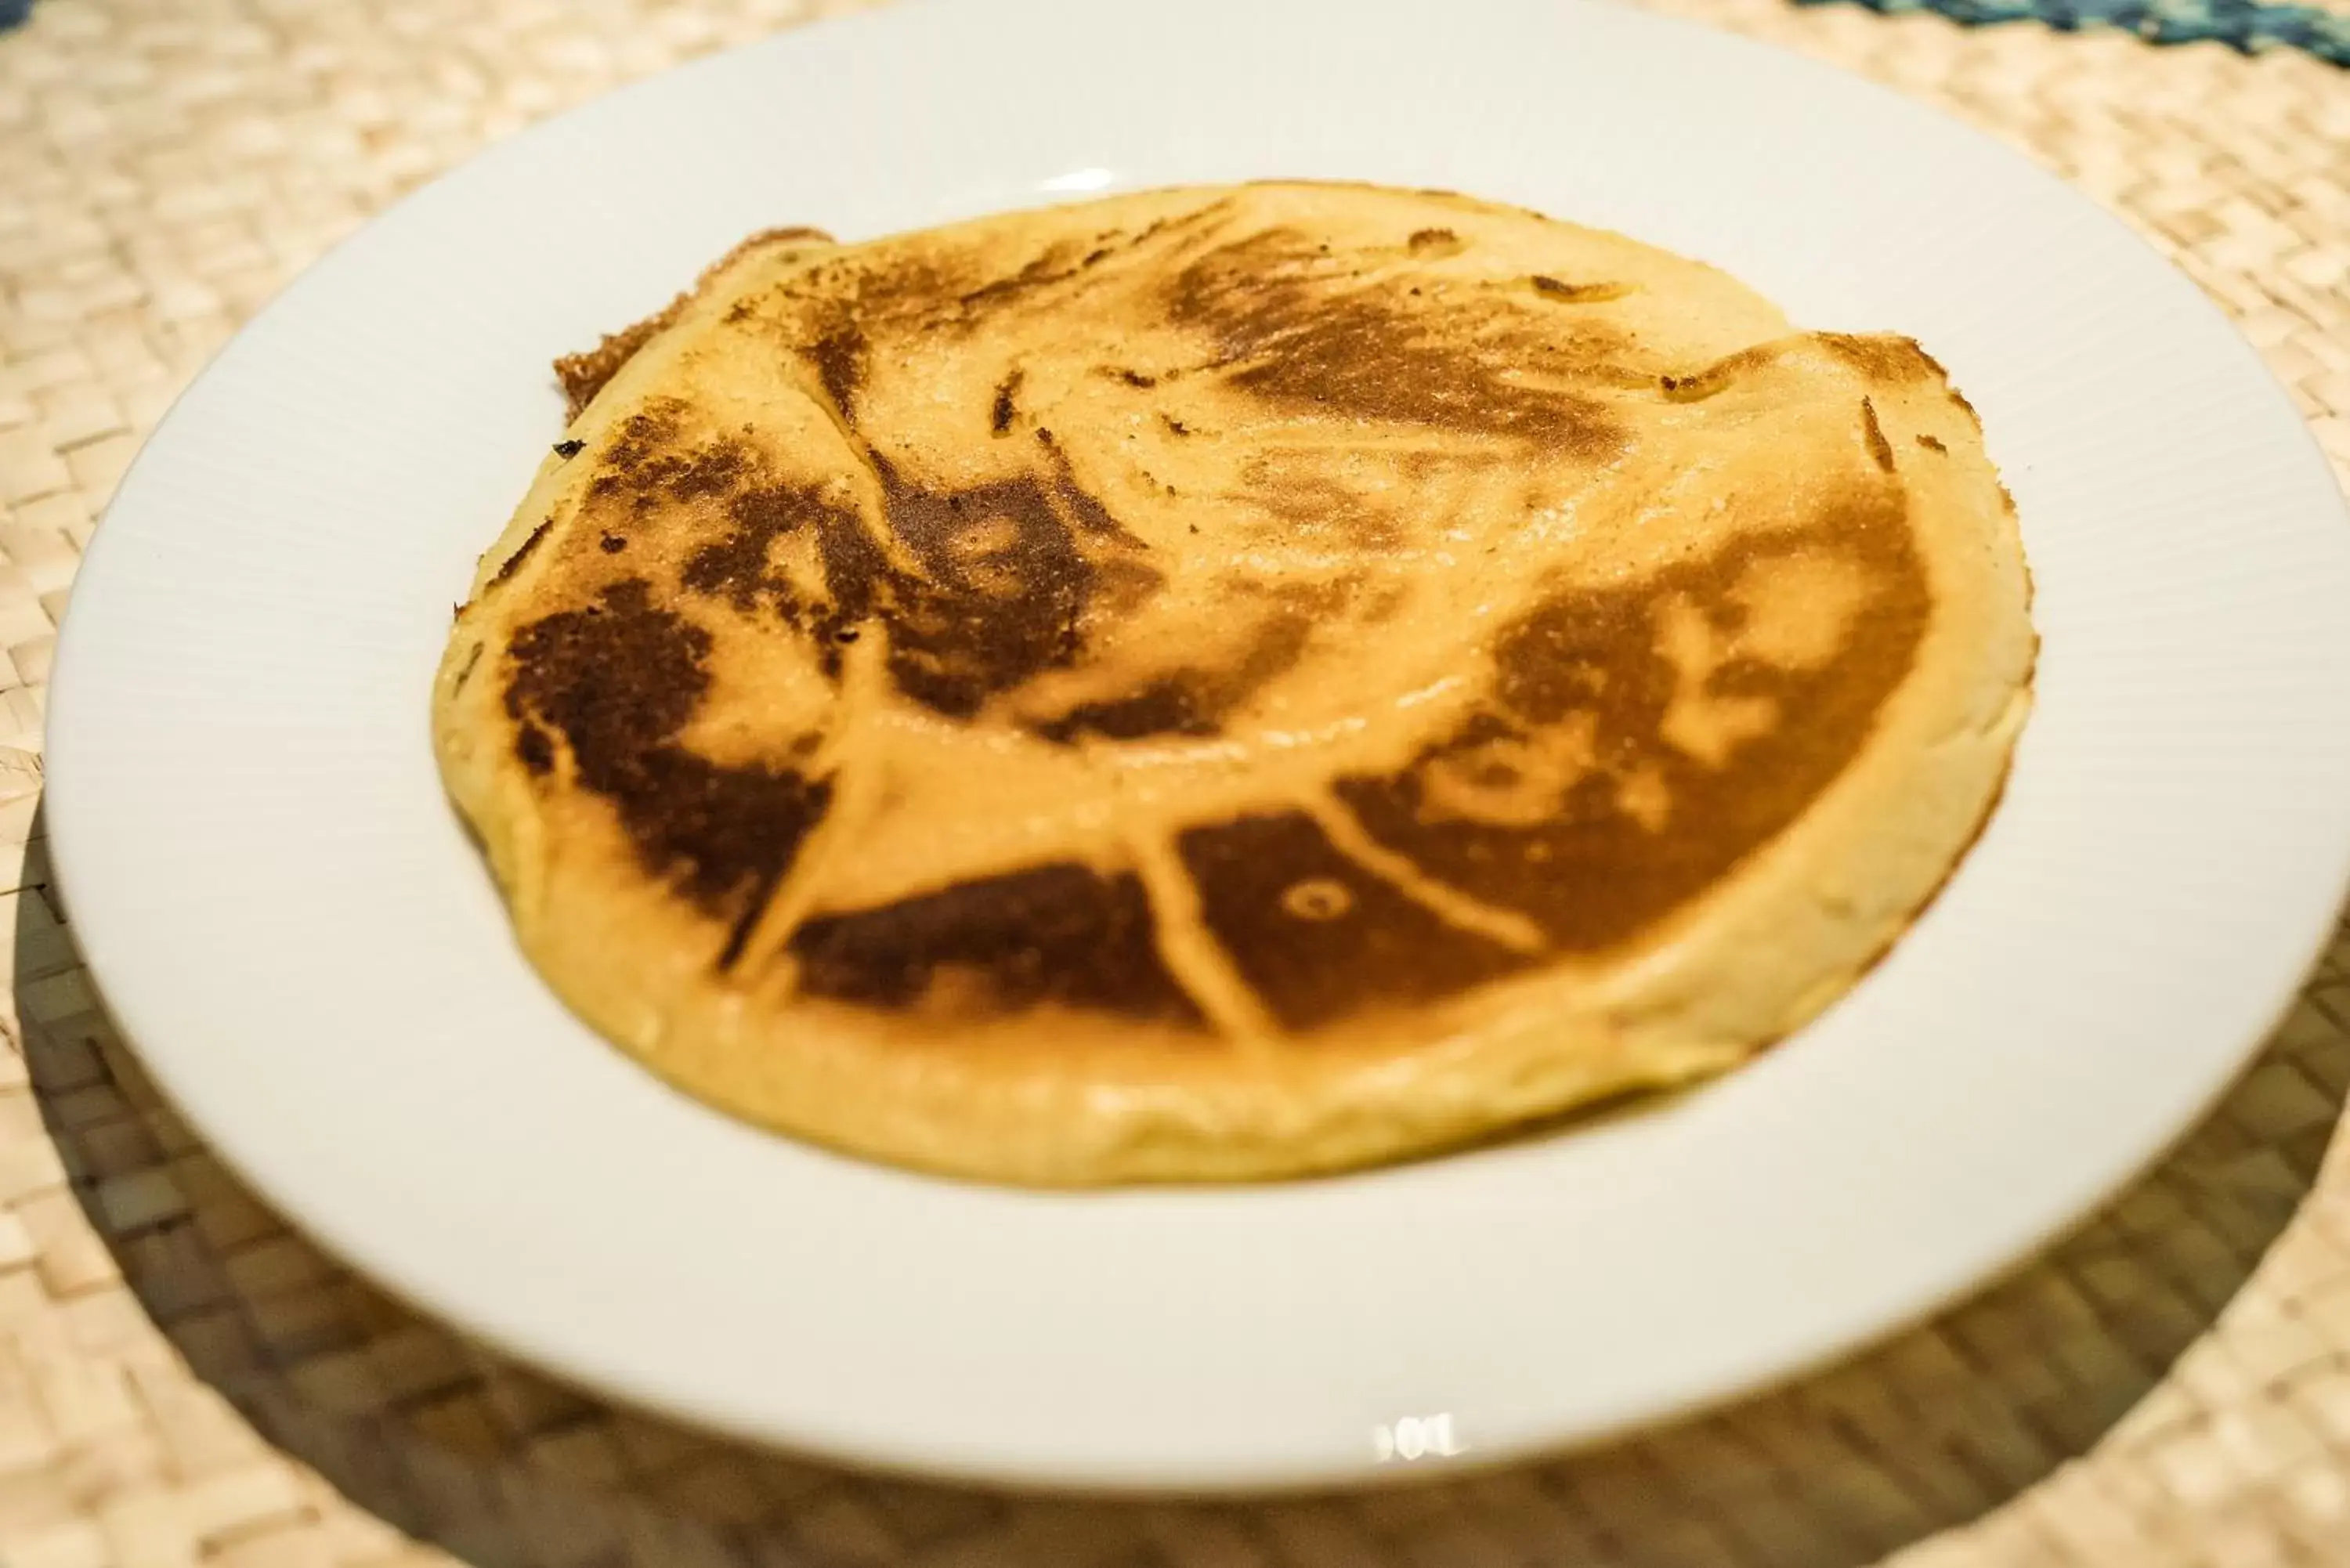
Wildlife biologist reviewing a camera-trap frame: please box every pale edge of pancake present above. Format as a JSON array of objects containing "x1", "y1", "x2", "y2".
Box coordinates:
[{"x1": 433, "y1": 186, "x2": 2035, "y2": 1184}]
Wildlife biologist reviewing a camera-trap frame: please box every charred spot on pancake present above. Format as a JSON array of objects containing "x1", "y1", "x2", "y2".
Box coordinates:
[
  {"x1": 1339, "y1": 494, "x2": 1929, "y2": 954},
  {"x1": 1165, "y1": 227, "x2": 1626, "y2": 455},
  {"x1": 489, "y1": 521, "x2": 553, "y2": 587},
  {"x1": 1106, "y1": 367, "x2": 1159, "y2": 388},
  {"x1": 990, "y1": 369, "x2": 1023, "y2": 435},
  {"x1": 504, "y1": 579, "x2": 830, "y2": 925},
  {"x1": 1860, "y1": 397, "x2": 1895, "y2": 471},
  {"x1": 1918, "y1": 434, "x2": 1948, "y2": 453},
  {"x1": 790, "y1": 862, "x2": 1206, "y2": 1026},
  {"x1": 600, "y1": 534, "x2": 627, "y2": 554},
  {"x1": 1161, "y1": 414, "x2": 1192, "y2": 437},
  {"x1": 1177, "y1": 811, "x2": 1528, "y2": 1031},
  {"x1": 450, "y1": 643, "x2": 485, "y2": 695},
  {"x1": 553, "y1": 439, "x2": 585, "y2": 459}
]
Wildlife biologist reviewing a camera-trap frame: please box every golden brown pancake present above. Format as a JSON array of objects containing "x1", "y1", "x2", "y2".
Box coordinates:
[{"x1": 434, "y1": 182, "x2": 2034, "y2": 1184}]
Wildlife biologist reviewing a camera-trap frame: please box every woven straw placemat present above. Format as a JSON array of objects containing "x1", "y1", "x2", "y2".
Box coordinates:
[{"x1": 5, "y1": 1, "x2": 2350, "y2": 1563}]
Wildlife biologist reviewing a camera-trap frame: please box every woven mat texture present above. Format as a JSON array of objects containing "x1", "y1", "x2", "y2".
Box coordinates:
[{"x1": 5, "y1": 1, "x2": 2350, "y2": 1564}]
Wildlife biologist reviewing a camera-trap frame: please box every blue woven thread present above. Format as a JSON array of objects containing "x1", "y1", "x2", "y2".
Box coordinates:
[
  {"x1": 1795, "y1": 0, "x2": 2350, "y2": 63},
  {"x1": 0, "y1": 0, "x2": 31, "y2": 32}
]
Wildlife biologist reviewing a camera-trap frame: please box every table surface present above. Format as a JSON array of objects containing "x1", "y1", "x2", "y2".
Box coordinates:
[{"x1": 4, "y1": 1, "x2": 2350, "y2": 1564}]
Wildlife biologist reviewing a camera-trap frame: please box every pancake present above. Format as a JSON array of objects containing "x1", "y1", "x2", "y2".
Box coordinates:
[{"x1": 433, "y1": 182, "x2": 2034, "y2": 1184}]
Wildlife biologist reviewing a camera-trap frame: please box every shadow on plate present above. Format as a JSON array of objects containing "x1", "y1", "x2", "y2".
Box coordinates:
[{"x1": 20, "y1": 806, "x2": 2350, "y2": 1567}]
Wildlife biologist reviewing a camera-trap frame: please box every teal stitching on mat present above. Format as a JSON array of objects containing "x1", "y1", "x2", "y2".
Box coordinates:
[{"x1": 1795, "y1": 0, "x2": 2349, "y2": 63}]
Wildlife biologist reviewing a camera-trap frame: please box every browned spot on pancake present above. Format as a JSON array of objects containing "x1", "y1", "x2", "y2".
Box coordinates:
[
  {"x1": 1531, "y1": 276, "x2": 1631, "y2": 304},
  {"x1": 1659, "y1": 342, "x2": 1786, "y2": 403},
  {"x1": 990, "y1": 369, "x2": 1023, "y2": 435},
  {"x1": 515, "y1": 722, "x2": 554, "y2": 775},
  {"x1": 504, "y1": 580, "x2": 830, "y2": 931},
  {"x1": 1860, "y1": 397, "x2": 1894, "y2": 471},
  {"x1": 1105, "y1": 367, "x2": 1159, "y2": 388},
  {"x1": 1239, "y1": 461, "x2": 1405, "y2": 550},
  {"x1": 673, "y1": 446, "x2": 1146, "y2": 714},
  {"x1": 1177, "y1": 811, "x2": 1527, "y2": 1031},
  {"x1": 1050, "y1": 464, "x2": 1141, "y2": 542},
  {"x1": 1161, "y1": 414, "x2": 1192, "y2": 437},
  {"x1": 958, "y1": 245, "x2": 1086, "y2": 313},
  {"x1": 1918, "y1": 434, "x2": 1948, "y2": 453},
  {"x1": 790, "y1": 862, "x2": 1205, "y2": 1025},
  {"x1": 1339, "y1": 486, "x2": 1929, "y2": 954},
  {"x1": 679, "y1": 482, "x2": 850, "y2": 622},
  {"x1": 744, "y1": 266, "x2": 1183, "y2": 718},
  {"x1": 1817, "y1": 333, "x2": 1945, "y2": 386},
  {"x1": 451, "y1": 642, "x2": 485, "y2": 695},
  {"x1": 1166, "y1": 228, "x2": 1625, "y2": 456},
  {"x1": 603, "y1": 401, "x2": 682, "y2": 459},
  {"x1": 1405, "y1": 227, "x2": 1468, "y2": 260},
  {"x1": 489, "y1": 521, "x2": 552, "y2": 587},
  {"x1": 1032, "y1": 679, "x2": 1213, "y2": 744},
  {"x1": 1026, "y1": 602, "x2": 1308, "y2": 745},
  {"x1": 600, "y1": 533, "x2": 627, "y2": 553},
  {"x1": 808, "y1": 319, "x2": 866, "y2": 415},
  {"x1": 861, "y1": 457, "x2": 1096, "y2": 717},
  {"x1": 588, "y1": 419, "x2": 761, "y2": 526}
]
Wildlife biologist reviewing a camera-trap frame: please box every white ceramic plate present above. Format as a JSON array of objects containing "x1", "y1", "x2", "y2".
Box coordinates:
[{"x1": 45, "y1": 0, "x2": 2350, "y2": 1494}]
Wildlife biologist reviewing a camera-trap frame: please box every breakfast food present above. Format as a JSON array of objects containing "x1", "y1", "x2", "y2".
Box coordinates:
[{"x1": 434, "y1": 182, "x2": 2034, "y2": 1183}]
